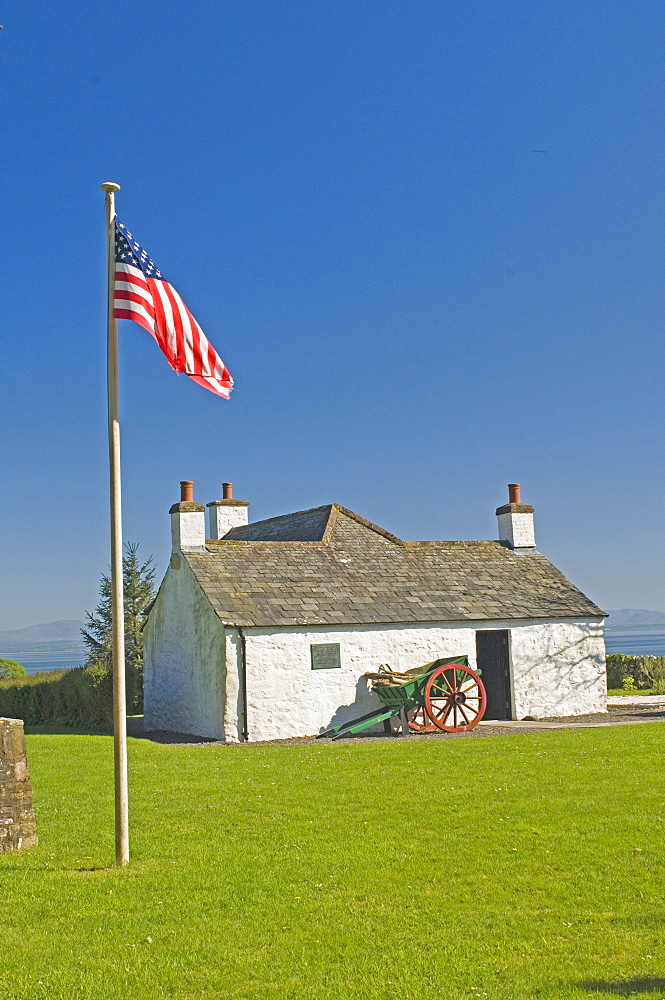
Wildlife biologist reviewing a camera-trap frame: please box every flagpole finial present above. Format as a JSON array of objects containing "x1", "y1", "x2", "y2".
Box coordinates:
[{"x1": 100, "y1": 181, "x2": 121, "y2": 193}]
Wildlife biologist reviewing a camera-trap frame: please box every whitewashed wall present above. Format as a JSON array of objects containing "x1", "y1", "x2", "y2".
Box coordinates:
[
  {"x1": 144, "y1": 584, "x2": 606, "y2": 741},
  {"x1": 497, "y1": 511, "x2": 535, "y2": 549},
  {"x1": 242, "y1": 622, "x2": 474, "y2": 742},
  {"x1": 509, "y1": 620, "x2": 606, "y2": 719},
  {"x1": 223, "y1": 627, "x2": 243, "y2": 743},
  {"x1": 237, "y1": 617, "x2": 606, "y2": 742},
  {"x1": 143, "y1": 559, "x2": 225, "y2": 738}
]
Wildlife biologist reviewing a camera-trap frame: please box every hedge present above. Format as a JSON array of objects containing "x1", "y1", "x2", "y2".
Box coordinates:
[
  {"x1": 0, "y1": 664, "x2": 112, "y2": 729},
  {"x1": 606, "y1": 653, "x2": 665, "y2": 693}
]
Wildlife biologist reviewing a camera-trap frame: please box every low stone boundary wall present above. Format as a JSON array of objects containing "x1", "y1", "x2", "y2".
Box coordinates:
[
  {"x1": 607, "y1": 695, "x2": 665, "y2": 705},
  {"x1": 0, "y1": 718, "x2": 38, "y2": 852}
]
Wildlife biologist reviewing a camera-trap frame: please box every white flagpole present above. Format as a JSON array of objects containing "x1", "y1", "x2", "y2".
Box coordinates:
[{"x1": 100, "y1": 181, "x2": 129, "y2": 867}]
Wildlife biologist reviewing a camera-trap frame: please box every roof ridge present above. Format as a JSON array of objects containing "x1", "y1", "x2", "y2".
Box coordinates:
[
  {"x1": 217, "y1": 503, "x2": 406, "y2": 546},
  {"x1": 239, "y1": 503, "x2": 333, "y2": 529},
  {"x1": 330, "y1": 505, "x2": 404, "y2": 545},
  {"x1": 404, "y1": 539, "x2": 503, "y2": 547}
]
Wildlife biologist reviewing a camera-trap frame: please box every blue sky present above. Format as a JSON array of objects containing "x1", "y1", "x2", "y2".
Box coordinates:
[{"x1": 1, "y1": 0, "x2": 663, "y2": 630}]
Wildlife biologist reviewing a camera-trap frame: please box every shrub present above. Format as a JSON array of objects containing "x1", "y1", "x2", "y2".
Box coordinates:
[
  {"x1": 606, "y1": 653, "x2": 665, "y2": 694},
  {"x1": 606, "y1": 654, "x2": 632, "y2": 689},
  {"x1": 0, "y1": 658, "x2": 27, "y2": 681},
  {"x1": 0, "y1": 664, "x2": 112, "y2": 729},
  {"x1": 638, "y1": 656, "x2": 665, "y2": 694}
]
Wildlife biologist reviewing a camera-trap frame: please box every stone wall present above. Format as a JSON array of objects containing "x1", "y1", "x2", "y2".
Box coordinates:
[{"x1": 0, "y1": 718, "x2": 37, "y2": 852}]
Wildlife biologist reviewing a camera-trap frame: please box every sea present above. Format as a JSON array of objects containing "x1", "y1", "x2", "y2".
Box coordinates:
[
  {"x1": 0, "y1": 651, "x2": 87, "y2": 675},
  {"x1": 602, "y1": 628, "x2": 665, "y2": 656}
]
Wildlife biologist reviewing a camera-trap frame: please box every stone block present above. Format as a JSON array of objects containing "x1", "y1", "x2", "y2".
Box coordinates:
[{"x1": 0, "y1": 718, "x2": 38, "y2": 852}]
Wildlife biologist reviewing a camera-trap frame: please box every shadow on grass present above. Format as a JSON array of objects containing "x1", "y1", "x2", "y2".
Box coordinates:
[
  {"x1": 23, "y1": 717, "x2": 217, "y2": 744},
  {"x1": 581, "y1": 978, "x2": 665, "y2": 995},
  {"x1": 24, "y1": 724, "x2": 112, "y2": 736},
  {"x1": 24, "y1": 715, "x2": 147, "y2": 737},
  {"x1": 0, "y1": 858, "x2": 116, "y2": 873}
]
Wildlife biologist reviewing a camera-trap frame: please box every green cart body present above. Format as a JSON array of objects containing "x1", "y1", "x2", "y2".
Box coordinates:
[{"x1": 318, "y1": 655, "x2": 481, "y2": 740}]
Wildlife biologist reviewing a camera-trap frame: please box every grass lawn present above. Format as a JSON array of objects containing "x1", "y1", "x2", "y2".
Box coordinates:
[{"x1": 2, "y1": 724, "x2": 665, "y2": 1000}]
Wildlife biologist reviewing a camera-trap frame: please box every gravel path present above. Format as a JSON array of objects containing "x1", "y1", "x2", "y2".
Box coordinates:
[{"x1": 131, "y1": 702, "x2": 665, "y2": 748}]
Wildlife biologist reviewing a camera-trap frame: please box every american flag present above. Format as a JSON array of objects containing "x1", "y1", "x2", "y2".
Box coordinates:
[{"x1": 113, "y1": 221, "x2": 233, "y2": 398}]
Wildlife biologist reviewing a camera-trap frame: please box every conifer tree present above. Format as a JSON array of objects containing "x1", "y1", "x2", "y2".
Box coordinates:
[{"x1": 81, "y1": 543, "x2": 156, "y2": 711}]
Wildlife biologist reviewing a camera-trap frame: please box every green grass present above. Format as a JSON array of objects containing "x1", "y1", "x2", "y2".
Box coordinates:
[{"x1": 2, "y1": 725, "x2": 665, "y2": 999}]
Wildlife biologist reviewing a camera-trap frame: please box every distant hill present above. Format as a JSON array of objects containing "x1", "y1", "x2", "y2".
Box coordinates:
[
  {"x1": 606, "y1": 609, "x2": 665, "y2": 627},
  {"x1": 0, "y1": 620, "x2": 85, "y2": 653}
]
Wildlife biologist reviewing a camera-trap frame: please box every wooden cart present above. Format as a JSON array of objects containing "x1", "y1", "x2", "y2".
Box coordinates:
[{"x1": 318, "y1": 656, "x2": 487, "y2": 740}]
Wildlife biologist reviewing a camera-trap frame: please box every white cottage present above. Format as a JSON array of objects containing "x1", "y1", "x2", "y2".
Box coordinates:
[{"x1": 143, "y1": 481, "x2": 607, "y2": 741}]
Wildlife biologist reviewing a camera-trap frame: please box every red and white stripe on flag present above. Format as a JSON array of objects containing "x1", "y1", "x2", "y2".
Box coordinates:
[{"x1": 113, "y1": 222, "x2": 233, "y2": 399}]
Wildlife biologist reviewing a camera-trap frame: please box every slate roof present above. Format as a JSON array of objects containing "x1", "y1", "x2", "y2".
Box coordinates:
[{"x1": 182, "y1": 504, "x2": 604, "y2": 628}]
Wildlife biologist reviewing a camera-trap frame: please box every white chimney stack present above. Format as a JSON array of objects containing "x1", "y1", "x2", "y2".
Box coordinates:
[
  {"x1": 496, "y1": 483, "x2": 536, "y2": 552},
  {"x1": 170, "y1": 481, "x2": 206, "y2": 552},
  {"x1": 207, "y1": 482, "x2": 249, "y2": 539}
]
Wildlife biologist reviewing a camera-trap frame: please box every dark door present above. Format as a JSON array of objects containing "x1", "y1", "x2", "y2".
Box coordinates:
[{"x1": 475, "y1": 630, "x2": 512, "y2": 720}]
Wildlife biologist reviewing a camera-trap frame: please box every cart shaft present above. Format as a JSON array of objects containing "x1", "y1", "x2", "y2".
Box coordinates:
[{"x1": 318, "y1": 705, "x2": 398, "y2": 740}]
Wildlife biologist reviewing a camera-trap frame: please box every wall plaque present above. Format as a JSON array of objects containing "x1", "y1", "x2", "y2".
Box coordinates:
[{"x1": 310, "y1": 643, "x2": 341, "y2": 670}]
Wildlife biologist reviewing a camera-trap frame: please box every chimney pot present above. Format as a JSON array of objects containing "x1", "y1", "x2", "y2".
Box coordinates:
[
  {"x1": 180, "y1": 480, "x2": 194, "y2": 502},
  {"x1": 508, "y1": 483, "x2": 521, "y2": 504},
  {"x1": 222, "y1": 482, "x2": 233, "y2": 500}
]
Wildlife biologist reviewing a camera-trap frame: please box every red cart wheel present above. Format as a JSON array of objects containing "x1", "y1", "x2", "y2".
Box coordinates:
[
  {"x1": 424, "y1": 664, "x2": 486, "y2": 733},
  {"x1": 407, "y1": 703, "x2": 437, "y2": 732}
]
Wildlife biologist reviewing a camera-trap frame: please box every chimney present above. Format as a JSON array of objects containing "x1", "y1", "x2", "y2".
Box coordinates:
[
  {"x1": 207, "y1": 482, "x2": 249, "y2": 539},
  {"x1": 496, "y1": 483, "x2": 536, "y2": 552},
  {"x1": 169, "y1": 481, "x2": 206, "y2": 552}
]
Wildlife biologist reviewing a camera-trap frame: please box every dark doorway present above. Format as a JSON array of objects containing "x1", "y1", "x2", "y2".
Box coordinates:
[{"x1": 475, "y1": 630, "x2": 512, "y2": 720}]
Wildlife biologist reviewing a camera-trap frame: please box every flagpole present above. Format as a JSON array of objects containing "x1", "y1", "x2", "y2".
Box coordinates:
[{"x1": 101, "y1": 181, "x2": 129, "y2": 867}]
